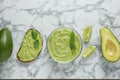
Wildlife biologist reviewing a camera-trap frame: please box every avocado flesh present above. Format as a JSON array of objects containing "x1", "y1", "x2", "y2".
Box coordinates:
[
  {"x1": 100, "y1": 27, "x2": 120, "y2": 62},
  {"x1": 0, "y1": 28, "x2": 13, "y2": 62},
  {"x1": 17, "y1": 29, "x2": 43, "y2": 62}
]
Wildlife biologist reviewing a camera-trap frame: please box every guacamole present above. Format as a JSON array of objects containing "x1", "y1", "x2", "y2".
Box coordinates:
[
  {"x1": 47, "y1": 28, "x2": 82, "y2": 63},
  {"x1": 17, "y1": 29, "x2": 43, "y2": 62}
]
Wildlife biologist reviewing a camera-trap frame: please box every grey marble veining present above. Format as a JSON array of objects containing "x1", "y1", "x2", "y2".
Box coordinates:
[{"x1": 0, "y1": 0, "x2": 120, "y2": 79}]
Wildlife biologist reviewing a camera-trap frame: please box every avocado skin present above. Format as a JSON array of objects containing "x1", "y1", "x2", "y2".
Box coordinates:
[
  {"x1": 0, "y1": 28, "x2": 13, "y2": 62},
  {"x1": 100, "y1": 27, "x2": 120, "y2": 62}
]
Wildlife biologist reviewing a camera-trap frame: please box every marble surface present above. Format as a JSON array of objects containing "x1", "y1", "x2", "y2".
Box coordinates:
[{"x1": 0, "y1": 0, "x2": 120, "y2": 79}]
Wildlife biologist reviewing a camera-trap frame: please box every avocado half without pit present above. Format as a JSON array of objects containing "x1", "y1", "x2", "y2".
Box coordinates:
[
  {"x1": 17, "y1": 28, "x2": 43, "y2": 62},
  {"x1": 100, "y1": 27, "x2": 120, "y2": 62}
]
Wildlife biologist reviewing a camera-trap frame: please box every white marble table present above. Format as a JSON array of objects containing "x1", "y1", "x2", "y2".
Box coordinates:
[{"x1": 0, "y1": 0, "x2": 120, "y2": 79}]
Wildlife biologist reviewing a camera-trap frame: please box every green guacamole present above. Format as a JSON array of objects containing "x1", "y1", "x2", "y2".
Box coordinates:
[
  {"x1": 47, "y1": 28, "x2": 82, "y2": 63},
  {"x1": 17, "y1": 29, "x2": 43, "y2": 62}
]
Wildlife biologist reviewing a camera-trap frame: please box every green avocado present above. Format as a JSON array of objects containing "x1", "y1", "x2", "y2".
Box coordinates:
[
  {"x1": 0, "y1": 28, "x2": 13, "y2": 62},
  {"x1": 100, "y1": 27, "x2": 120, "y2": 62},
  {"x1": 17, "y1": 28, "x2": 43, "y2": 62}
]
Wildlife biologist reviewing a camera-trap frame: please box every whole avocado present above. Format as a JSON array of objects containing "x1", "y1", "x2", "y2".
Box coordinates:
[{"x1": 0, "y1": 28, "x2": 13, "y2": 62}]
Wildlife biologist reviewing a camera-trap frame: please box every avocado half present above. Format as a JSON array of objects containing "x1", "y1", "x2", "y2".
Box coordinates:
[
  {"x1": 100, "y1": 27, "x2": 120, "y2": 62},
  {"x1": 17, "y1": 28, "x2": 43, "y2": 63}
]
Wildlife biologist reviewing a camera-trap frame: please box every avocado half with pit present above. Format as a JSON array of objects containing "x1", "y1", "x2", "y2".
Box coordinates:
[
  {"x1": 100, "y1": 27, "x2": 120, "y2": 62},
  {"x1": 17, "y1": 28, "x2": 43, "y2": 62}
]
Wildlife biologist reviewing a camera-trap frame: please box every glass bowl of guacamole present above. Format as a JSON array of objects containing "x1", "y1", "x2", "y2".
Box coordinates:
[{"x1": 47, "y1": 27, "x2": 82, "y2": 63}]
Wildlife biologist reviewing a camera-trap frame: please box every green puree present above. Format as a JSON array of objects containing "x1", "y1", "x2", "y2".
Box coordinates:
[
  {"x1": 18, "y1": 29, "x2": 42, "y2": 62},
  {"x1": 47, "y1": 28, "x2": 82, "y2": 63}
]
